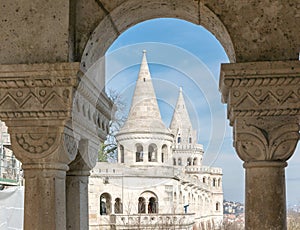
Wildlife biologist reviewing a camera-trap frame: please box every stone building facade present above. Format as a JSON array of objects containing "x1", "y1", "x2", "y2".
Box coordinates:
[
  {"x1": 0, "y1": 121, "x2": 22, "y2": 188},
  {"x1": 0, "y1": 1, "x2": 299, "y2": 229},
  {"x1": 88, "y1": 52, "x2": 223, "y2": 230}
]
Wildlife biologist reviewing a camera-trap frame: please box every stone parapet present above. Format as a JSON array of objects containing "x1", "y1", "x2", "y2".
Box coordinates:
[{"x1": 90, "y1": 213, "x2": 195, "y2": 230}]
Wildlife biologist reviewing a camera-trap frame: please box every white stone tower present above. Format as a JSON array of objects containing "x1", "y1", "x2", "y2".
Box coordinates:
[
  {"x1": 116, "y1": 51, "x2": 173, "y2": 165},
  {"x1": 170, "y1": 88, "x2": 204, "y2": 171}
]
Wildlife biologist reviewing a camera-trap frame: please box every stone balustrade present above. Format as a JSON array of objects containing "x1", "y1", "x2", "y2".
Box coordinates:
[{"x1": 90, "y1": 213, "x2": 195, "y2": 230}]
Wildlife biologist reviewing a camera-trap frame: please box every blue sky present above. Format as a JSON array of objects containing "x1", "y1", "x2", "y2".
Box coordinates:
[{"x1": 104, "y1": 18, "x2": 300, "y2": 204}]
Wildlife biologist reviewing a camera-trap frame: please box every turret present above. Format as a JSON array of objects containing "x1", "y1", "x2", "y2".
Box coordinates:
[
  {"x1": 170, "y1": 88, "x2": 204, "y2": 170},
  {"x1": 116, "y1": 51, "x2": 173, "y2": 165}
]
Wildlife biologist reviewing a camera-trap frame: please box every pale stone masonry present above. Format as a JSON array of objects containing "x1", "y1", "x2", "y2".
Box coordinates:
[
  {"x1": 88, "y1": 51, "x2": 223, "y2": 230},
  {"x1": 0, "y1": 1, "x2": 299, "y2": 229}
]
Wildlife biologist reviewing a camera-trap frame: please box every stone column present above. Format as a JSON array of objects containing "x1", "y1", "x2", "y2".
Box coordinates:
[
  {"x1": 67, "y1": 70, "x2": 112, "y2": 229},
  {"x1": 66, "y1": 140, "x2": 96, "y2": 230},
  {"x1": 23, "y1": 162, "x2": 69, "y2": 229},
  {"x1": 66, "y1": 169, "x2": 90, "y2": 230},
  {"x1": 220, "y1": 61, "x2": 300, "y2": 230},
  {"x1": 0, "y1": 63, "x2": 80, "y2": 230}
]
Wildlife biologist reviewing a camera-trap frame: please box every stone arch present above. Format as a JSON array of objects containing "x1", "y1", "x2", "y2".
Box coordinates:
[
  {"x1": 148, "y1": 144, "x2": 158, "y2": 162},
  {"x1": 100, "y1": 192, "x2": 112, "y2": 215},
  {"x1": 216, "y1": 202, "x2": 220, "y2": 211},
  {"x1": 120, "y1": 145, "x2": 124, "y2": 163},
  {"x1": 138, "y1": 197, "x2": 146, "y2": 213},
  {"x1": 148, "y1": 197, "x2": 158, "y2": 214},
  {"x1": 218, "y1": 178, "x2": 221, "y2": 187},
  {"x1": 178, "y1": 157, "x2": 182, "y2": 166},
  {"x1": 140, "y1": 191, "x2": 159, "y2": 214},
  {"x1": 177, "y1": 136, "x2": 181, "y2": 144},
  {"x1": 173, "y1": 157, "x2": 176, "y2": 166},
  {"x1": 193, "y1": 157, "x2": 198, "y2": 165},
  {"x1": 114, "y1": 197, "x2": 123, "y2": 214},
  {"x1": 179, "y1": 191, "x2": 183, "y2": 205},
  {"x1": 187, "y1": 157, "x2": 192, "y2": 166},
  {"x1": 161, "y1": 144, "x2": 168, "y2": 163},
  {"x1": 135, "y1": 143, "x2": 143, "y2": 162},
  {"x1": 213, "y1": 178, "x2": 216, "y2": 187},
  {"x1": 81, "y1": 0, "x2": 235, "y2": 72}
]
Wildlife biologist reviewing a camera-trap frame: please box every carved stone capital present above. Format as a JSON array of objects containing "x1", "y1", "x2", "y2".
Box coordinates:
[
  {"x1": 220, "y1": 61, "x2": 300, "y2": 162},
  {"x1": 220, "y1": 61, "x2": 300, "y2": 125},
  {"x1": 0, "y1": 62, "x2": 112, "y2": 167},
  {"x1": 0, "y1": 62, "x2": 80, "y2": 123},
  {"x1": 0, "y1": 63, "x2": 80, "y2": 165},
  {"x1": 234, "y1": 116, "x2": 299, "y2": 162},
  {"x1": 9, "y1": 126, "x2": 78, "y2": 165}
]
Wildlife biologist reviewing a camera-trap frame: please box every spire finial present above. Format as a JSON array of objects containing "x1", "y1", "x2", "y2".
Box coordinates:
[
  {"x1": 179, "y1": 87, "x2": 182, "y2": 92},
  {"x1": 143, "y1": 50, "x2": 147, "y2": 54}
]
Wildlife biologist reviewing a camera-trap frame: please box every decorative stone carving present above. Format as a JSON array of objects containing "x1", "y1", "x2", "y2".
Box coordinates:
[
  {"x1": 0, "y1": 63, "x2": 80, "y2": 164},
  {"x1": 0, "y1": 63, "x2": 79, "y2": 120},
  {"x1": 72, "y1": 72, "x2": 112, "y2": 143},
  {"x1": 234, "y1": 117, "x2": 299, "y2": 162},
  {"x1": 220, "y1": 61, "x2": 300, "y2": 162}
]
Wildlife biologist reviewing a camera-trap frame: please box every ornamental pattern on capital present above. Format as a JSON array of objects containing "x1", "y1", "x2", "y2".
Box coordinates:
[
  {"x1": 220, "y1": 61, "x2": 300, "y2": 123},
  {"x1": 11, "y1": 130, "x2": 61, "y2": 160},
  {"x1": 234, "y1": 117, "x2": 299, "y2": 162},
  {"x1": 229, "y1": 78, "x2": 299, "y2": 108},
  {"x1": 0, "y1": 63, "x2": 79, "y2": 120}
]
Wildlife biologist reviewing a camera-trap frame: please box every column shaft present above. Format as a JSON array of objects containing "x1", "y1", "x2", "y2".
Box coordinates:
[
  {"x1": 23, "y1": 165, "x2": 68, "y2": 230},
  {"x1": 244, "y1": 161, "x2": 287, "y2": 230},
  {"x1": 66, "y1": 173, "x2": 89, "y2": 230}
]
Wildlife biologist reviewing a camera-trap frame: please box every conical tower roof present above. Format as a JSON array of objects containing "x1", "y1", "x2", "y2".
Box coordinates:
[
  {"x1": 170, "y1": 87, "x2": 196, "y2": 144},
  {"x1": 118, "y1": 51, "x2": 169, "y2": 134}
]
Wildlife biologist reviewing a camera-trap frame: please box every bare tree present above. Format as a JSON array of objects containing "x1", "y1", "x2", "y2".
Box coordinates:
[{"x1": 98, "y1": 89, "x2": 127, "y2": 162}]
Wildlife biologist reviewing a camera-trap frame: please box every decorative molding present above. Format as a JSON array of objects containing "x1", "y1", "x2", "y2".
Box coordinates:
[
  {"x1": 220, "y1": 61, "x2": 300, "y2": 125},
  {"x1": 0, "y1": 62, "x2": 112, "y2": 166},
  {"x1": 0, "y1": 63, "x2": 80, "y2": 122},
  {"x1": 10, "y1": 127, "x2": 62, "y2": 161},
  {"x1": 234, "y1": 117, "x2": 299, "y2": 162},
  {"x1": 220, "y1": 61, "x2": 300, "y2": 162}
]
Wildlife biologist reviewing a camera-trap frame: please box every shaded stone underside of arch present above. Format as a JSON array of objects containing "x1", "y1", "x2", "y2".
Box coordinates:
[{"x1": 0, "y1": 0, "x2": 299, "y2": 66}]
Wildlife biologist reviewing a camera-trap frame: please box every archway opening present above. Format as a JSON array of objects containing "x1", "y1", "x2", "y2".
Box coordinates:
[{"x1": 100, "y1": 193, "x2": 112, "y2": 215}]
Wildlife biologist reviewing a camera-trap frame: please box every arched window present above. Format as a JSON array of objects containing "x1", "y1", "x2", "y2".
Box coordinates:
[
  {"x1": 136, "y1": 144, "x2": 143, "y2": 162},
  {"x1": 193, "y1": 157, "x2": 198, "y2": 165},
  {"x1": 179, "y1": 191, "x2": 183, "y2": 204},
  {"x1": 173, "y1": 158, "x2": 176, "y2": 166},
  {"x1": 148, "y1": 144, "x2": 157, "y2": 162},
  {"x1": 178, "y1": 158, "x2": 182, "y2": 166},
  {"x1": 120, "y1": 145, "x2": 124, "y2": 163},
  {"x1": 174, "y1": 192, "x2": 177, "y2": 201},
  {"x1": 177, "y1": 136, "x2": 181, "y2": 144},
  {"x1": 100, "y1": 193, "x2": 112, "y2": 215},
  {"x1": 138, "y1": 197, "x2": 146, "y2": 213},
  {"x1": 216, "y1": 202, "x2": 220, "y2": 211},
  {"x1": 213, "y1": 178, "x2": 216, "y2": 187},
  {"x1": 203, "y1": 177, "x2": 206, "y2": 183},
  {"x1": 187, "y1": 157, "x2": 192, "y2": 166},
  {"x1": 148, "y1": 197, "x2": 157, "y2": 213},
  {"x1": 218, "y1": 178, "x2": 221, "y2": 187},
  {"x1": 161, "y1": 145, "x2": 167, "y2": 163},
  {"x1": 114, "y1": 198, "x2": 123, "y2": 214},
  {"x1": 189, "y1": 137, "x2": 192, "y2": 143}
]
